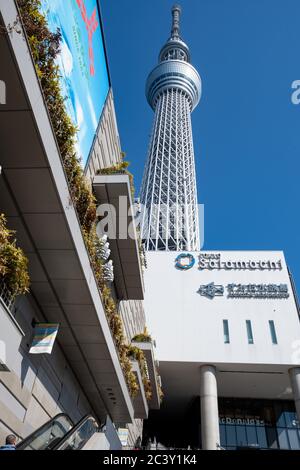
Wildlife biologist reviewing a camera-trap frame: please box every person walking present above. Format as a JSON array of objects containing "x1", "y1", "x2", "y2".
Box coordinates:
[{"x1": 0, "y1": 434, "x2": 17, "y2": 450}]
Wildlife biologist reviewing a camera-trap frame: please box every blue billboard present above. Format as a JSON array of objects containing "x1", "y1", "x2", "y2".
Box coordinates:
[{"x1": 40, "y1": 0, "x2": 110, "y2": 166}]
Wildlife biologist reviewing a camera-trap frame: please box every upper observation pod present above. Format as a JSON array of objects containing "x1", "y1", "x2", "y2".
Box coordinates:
[{"x1": 146, "y1": 4, "x2": 201, "y2": 111}]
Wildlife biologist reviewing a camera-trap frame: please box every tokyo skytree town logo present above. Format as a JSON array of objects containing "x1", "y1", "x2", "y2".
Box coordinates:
[
  {"x1": 198, "y1": 282, "x2": 224, "y2": 299},
  {"x1": 175, "y1": 253, "x2": 195, "y2": 270}
]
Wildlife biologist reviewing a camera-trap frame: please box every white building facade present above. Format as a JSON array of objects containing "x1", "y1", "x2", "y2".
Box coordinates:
[
  {"x1": 138, "y1": 4, "x2": 300, "y2": 451},
  {"x1": 143, "y1": 251, "x2": 300, "y2": 449}
]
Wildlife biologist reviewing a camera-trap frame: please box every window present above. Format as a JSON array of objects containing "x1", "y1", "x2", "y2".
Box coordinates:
[
  {"x1": 219, "y1": 424, "x2": 227, "y2": 447},
  {"x1": 287, "y1": 429, "x2": 300, "y2": 449},
  {"x1": 236, "y1": 426, "x2": 247, "y2": 447},
  {"x1": 225, "y1": 425, "x2": 237, "y2": 447},
  {"x1": 277, "y1": 428, "x2": 289, "y2": 449},
  {"x1": 246, "y1": 320, "x2": 254, "y2": 344},
  {"x1": 269, "y1": 320, "x2": 278, "y2": 344},
  {"x1": 256, "y1": 427, "x2": 268, "y2": 449},
  {"x1": 246, "y1": 426, "x2": 258, "y2": 447},
  {"x1": 218, "y1": 398, "x2": 300, "y2": 450},
  {"x1": 223, "y1": 320, "x2": 230, "y2": 344}
]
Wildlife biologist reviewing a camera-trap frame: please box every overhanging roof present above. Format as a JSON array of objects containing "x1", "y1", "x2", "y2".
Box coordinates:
[
  {"x1": 93, "y1": 174, "x2": 144, "y2": 300},
  {"x1": 0, "y1": 0, "x2": 134, "y2": 423},
  {"x1": 154, "y1": 361, "x2": 294, "y2": 421}
]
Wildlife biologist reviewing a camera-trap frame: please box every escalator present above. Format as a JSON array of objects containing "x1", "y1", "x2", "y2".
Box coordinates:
[
  {"x1": 54, "y1": 415, "x2": 100, "y2": 450},
  {"x1": 17, "y1": 413, "x2": 100, "y2": 450}
]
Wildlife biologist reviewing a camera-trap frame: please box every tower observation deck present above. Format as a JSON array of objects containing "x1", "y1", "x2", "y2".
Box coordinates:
[{"x1": 140, "y1": 5, "x2": 201, "y2": 251}]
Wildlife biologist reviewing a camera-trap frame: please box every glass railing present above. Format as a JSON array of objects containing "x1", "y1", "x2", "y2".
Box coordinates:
[
  {"x1": 54, "y1": 415, "x2": 99, "y2": 450},
  {"x1": 17, "y1": 414, "x2": 74, "y2": 450}
]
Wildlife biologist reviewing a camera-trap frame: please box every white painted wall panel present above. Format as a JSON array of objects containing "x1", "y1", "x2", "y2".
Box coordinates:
[{"x1": 144, "y1": 251, "x2": 300, "y2": 367}]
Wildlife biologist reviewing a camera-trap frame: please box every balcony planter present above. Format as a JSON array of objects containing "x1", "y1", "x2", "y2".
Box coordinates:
[
  {"x1": 0, "y1": 213, "x2": 30, "y2": 304},
  {"x1": 92, "y1": 174, "x2": 144, "y2": 300},
  {"x1": 132, "y1": 340, "x2": 161, "y2": 410},
  {"x1": 130, "y1": 360, "x2": 149, "y2": 419}
]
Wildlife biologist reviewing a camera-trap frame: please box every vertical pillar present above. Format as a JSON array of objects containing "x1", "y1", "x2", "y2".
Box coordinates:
[
  {"x1": 289, "y1": 367, "x2": 300, "y2": 423},
  {"x1": 200, "y1": 364, "x2": 220, "y2": 450}
]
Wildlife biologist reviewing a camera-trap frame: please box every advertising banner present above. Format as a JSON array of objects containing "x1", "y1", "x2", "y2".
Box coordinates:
[{"x1": 40, "y1": 0, "x2": 110, "y2": 166}]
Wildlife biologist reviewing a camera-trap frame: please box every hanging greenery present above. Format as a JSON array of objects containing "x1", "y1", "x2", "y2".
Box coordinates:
[
  {"x1": 127, "y1": 344, "x2": 153, "y2": 402},
  {"x1": 131, "y1": 329, "x2": 164, "y2": 402},
  {"x1": 16, "y1": 0, "x2": 139, "y2": 396},
  {"x1": 132, "y1": 327, "x2": 152, "y2": 343},
  {"x1": 158, "y1": 383, "x2": 164, "y2": 403},
  {"x1": 0, "y1": 214, "x2": 30, "y2": 300},
  {"x1": 17, "y1": 0, "x2": 97, "y2": 234},
  {"x1": 143, "y1": 377, "x2": 153, "y2": 402}
]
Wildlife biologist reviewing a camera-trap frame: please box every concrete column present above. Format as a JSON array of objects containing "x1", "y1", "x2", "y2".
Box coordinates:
[
  {"x1": 200, "y1": 365, "x2": 220, "y2": 450},
  {"x1": 289, "y1": 367, "x2": 300, "y2": 423}
]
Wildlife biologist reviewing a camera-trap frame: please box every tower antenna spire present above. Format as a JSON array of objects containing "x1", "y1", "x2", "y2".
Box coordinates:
[{"x1": 171, "y1": 4, "x2": 181, "y2": 38}]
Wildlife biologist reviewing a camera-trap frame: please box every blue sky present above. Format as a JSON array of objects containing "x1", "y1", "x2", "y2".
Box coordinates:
[{"x1": 101, "y1": 0, "x2": 300, "y2": 290}]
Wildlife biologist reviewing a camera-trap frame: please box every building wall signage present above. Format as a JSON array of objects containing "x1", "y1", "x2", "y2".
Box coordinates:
[
  {"x1": 199, "y1": 253, "x2": 282, "y2": 271},
  {"x1": 219, "y1": 417, "x2": 268, "y2": 426},
  {"x1": 198, "y1": 283, "x2": 289, "y2": 299},
  {"x1": 227, "y1": 283, "x2": 289, "y2": 299},
  {"x1": 198, "y1": 282, "x2": 224, "y2": 299}
]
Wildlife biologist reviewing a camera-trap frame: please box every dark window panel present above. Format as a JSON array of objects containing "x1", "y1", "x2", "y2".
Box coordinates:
[
  {"x1": 278, "y1": 428, "x2": 290, "y2": 450},
  {"x1": 226, "y1": 426, "x2": 237, "y2": 447},
  {"x1": 246, "y1": 426, "x2": 258, "y2": 448},
  {"x1": 266, "y1": 427, "x2": 278, "y2": 449},
  {"x1": 287, "y1": 429, "x2": 300, "y2": 450},
  {"x1": 219, "y1": 425, "x2": 226, "y2": 447},
  {"x1": 236, "y1": 426, "x2": 247, "y2": 447}
]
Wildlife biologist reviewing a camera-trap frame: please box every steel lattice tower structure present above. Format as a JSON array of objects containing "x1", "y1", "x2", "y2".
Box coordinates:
[{"x1": 140, "y1": 5, "x2": 201, "y2": 251}]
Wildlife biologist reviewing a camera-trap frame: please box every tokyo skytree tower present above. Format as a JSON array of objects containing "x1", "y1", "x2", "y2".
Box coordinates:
[{"x1": 140, "y1": 5, "x2": 202, "y2": 251}]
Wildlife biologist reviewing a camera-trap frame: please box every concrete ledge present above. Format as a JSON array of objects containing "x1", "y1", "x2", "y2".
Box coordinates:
[
  {"x1": 93, "y1": 174, "x2": 144, "y2": 300},
  {"x1": 132, "y1": 341, "x2": 161, "y2": 410}
]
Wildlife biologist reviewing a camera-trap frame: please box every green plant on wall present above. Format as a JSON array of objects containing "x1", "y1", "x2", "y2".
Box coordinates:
[
  {"x1": 132, "y1": 327, "x2": 152, "y2": 343},
  {"x1": 16, "y1": 0, "x2": 139, "y2": 397},
  {"x1": 97, "y1": 152, "x2": 135, "y2": 199},
  {"x1": 158, "y1": 383, "x2": 164, "y2": 403},
  {"x1": 0, "y1": 214, "x2": 30, "y2": 300},
  {"x1": 127, "y1": 344, "x2": 153, "y2": 402},
  {"x1": 131, "y1": 330, "x2": 164, "y2": 402}
]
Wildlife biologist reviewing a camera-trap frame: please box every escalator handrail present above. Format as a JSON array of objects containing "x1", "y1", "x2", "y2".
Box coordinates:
[
  {"x1": 52, "y1": 414, "x2": 100, "y2": 450},
  {"x1": 16, "y1": 413, "x2": 74, "y2": 450}
]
